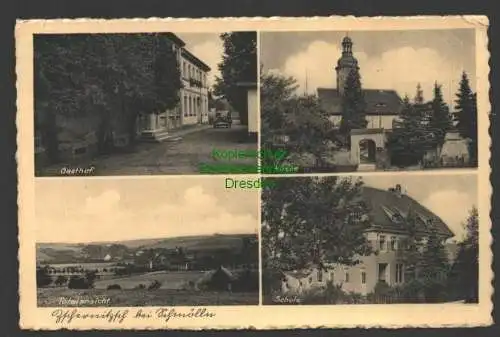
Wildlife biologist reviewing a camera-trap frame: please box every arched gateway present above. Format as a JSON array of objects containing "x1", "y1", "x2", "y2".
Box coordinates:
[{"x1": 350, "y1": 128, "x2": 387, "y2": 171}]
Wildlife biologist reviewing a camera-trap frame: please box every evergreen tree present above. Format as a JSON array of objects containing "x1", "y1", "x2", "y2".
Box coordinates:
[
  {"x1": 414, "y1": 83, "x2": 424, "y2": 104},
  {"x1": 386, "y1": 93, "x2": 432, "y2": 167},
  {"x1": 400, "y1": 208, "x2": 423, "y2": 282},
  {"x1": 454, "y1": 72, "x2": 478, "y2": 165},
  {"x1": 419, "y1": 224, "x2": 449, "y2": 302},
  {"x1": 448, "y1": 207, "x2": 479, "y2": 302},
  {"x1": 339, "y1": 69, "x2": 367, "y2": 145},
  {"x1": 429, "y1": 82, "x2": 453, "y2": 146}
]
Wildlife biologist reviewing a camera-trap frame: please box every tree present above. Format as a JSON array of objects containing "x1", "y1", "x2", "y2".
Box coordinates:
[
  {"x1": 34, "y1": 33, "x2": 183, "y2": 162},
  {"x1": 429, "y1": 82, "x2": 453, "y2": 146},
  {"x1": 419, "y1": 225, "x2": 449, "y2": 302},
  {"x1": 399, "y1": 208, "x2": 424, "y2": 284},
  {"x1": 454, "y1": 71, "x2": 478, "y2": 165},
  {"x1": 448, "y1": 207, "x2": 479, "y2": 302},
  {"x1": 214, "y1": 32, "x2": 257, "y2": 126},
  {"x1": 387, "y1": 92, "x2": 434, "y2": 167},
  {"x1": 55, "y1": 275, "x2": 68, "y2": 287},
  {"x1": 260, "y1": 72, "x2": 335, "y2": 171},
  {"x1": 339, "y1": 69, "x2": 367, "y2": 144},
  {"x1": 36, "y1": 266, "x2": 52, "y2": 287},
  {"x1": 414, "y1": 83, "x2": 424, "y2": 104},
  {"x1": 262, "y1": 176, "x2": 372, "y2": 274}
]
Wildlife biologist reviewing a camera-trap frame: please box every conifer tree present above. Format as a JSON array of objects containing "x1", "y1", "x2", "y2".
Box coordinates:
[
  {"x1": 339, "y1": 69, "x2": 367, "y2": 145},
  {"x1": 429, "y1": 82, "x2": 453, "y2": 146},
  {"x1": 454, "y1": 72, "x2": 478, "y2": 165},
  {"x1": 386, "y1": 92, "x2": 432, "y2": 167},
  {"x1": 448, "y1": 207, "x2": 479, "y2": 302},
  {"x1": 400, "y1": 208, "x2": 423, "y2": 283},
  {"x1": 419, "y1": 224, "x2": 449, "y2": 302},
  {"x1": 414, "y1": 83, "x2": 424, "y2": 104}
]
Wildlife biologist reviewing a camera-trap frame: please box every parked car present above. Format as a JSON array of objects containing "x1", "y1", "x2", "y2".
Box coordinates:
[{"x1": 213, "y1": 115, "x2": 232, "y2": 128}]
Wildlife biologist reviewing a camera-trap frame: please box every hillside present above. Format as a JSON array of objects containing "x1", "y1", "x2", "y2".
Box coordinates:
[{"x1": 37, "y1": 233, "x2": 257, "y2": 263}]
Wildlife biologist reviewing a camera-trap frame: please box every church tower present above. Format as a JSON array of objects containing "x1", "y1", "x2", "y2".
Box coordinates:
[{"x1": 335, "y1": 35, "x2": 359, "y2": 96}]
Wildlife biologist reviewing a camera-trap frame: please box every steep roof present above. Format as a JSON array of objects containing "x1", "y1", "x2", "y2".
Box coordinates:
[
  {"x1": 181, "y1": 48, "x2": 211, "y2": 72},
  {"x1": 317, "y1": 88, "x2": 403, "y2": 116},
  {"x1": 361, "y1": 186, "x2": 454, "y2": 238}
]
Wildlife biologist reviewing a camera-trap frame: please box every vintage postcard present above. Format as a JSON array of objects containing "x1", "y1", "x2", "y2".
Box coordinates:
[{"x1": 17, "y1": 16, "x2": 492, "y2": 330}]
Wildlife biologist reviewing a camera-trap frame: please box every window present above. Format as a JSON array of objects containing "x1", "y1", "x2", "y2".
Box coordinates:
[
  {"x1": 361, "y1": 272, "x2": 366, "y2": 284},
  {"x1": 379, "y1": 235, "x2": 386, "y2": 251},
  {"x1": 318, "y1": 269, "x2": 323, "y2": 282},
  {"x1": 390, "y1": 236, "x2": 397, "y2": 251},
  {"x1": 183, "y1": 96, "x2": 188, "y2": 117},
  {"x1": 330, "y1": 271, "x2": 334, "y2": 281},
  {"x1": 395, "y1": 264, "x2": 404, "y2": 283},
  {"x1": 378, "y1": 263, "x2": 387, "y2": 282},
  {"x1": 345, "y1": 272, "x2": 350, "y2": 283}
]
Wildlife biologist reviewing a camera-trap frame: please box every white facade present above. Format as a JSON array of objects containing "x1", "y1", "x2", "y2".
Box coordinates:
[
  {"x1": 247, "y1": 88, "x2": 258, "y2": 134},
  {"x1": 140, "y1": 39, "x2": 210, "y2": 141},
  {"x1": 329, "y1": 115, "x2": 399, "y2": 130}
]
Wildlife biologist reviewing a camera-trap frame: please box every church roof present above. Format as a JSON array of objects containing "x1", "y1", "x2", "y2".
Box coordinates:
[
  {"x1": 361, "y1": 186, "x2": 454, "y2": 238},
  {"x1": 317, "y1": 88, "x2": 403, "y2": 116}
]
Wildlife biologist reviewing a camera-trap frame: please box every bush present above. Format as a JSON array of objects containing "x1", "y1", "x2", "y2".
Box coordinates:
[
  {"x1": 36, "y1": 267, "x2": 53, "y2": 288},
  {"x1": 107, "y1": 284, "x2": 121, "y2": 290},
  {"x1": 68, "y1": 276, "x2": 93, "y2": 289},
  {"x1": 134, "y1": 284, "x2": 146, "y2": 290},
  {"x1": 148, "y1": 280, "x2": 162, "y2": 290}
]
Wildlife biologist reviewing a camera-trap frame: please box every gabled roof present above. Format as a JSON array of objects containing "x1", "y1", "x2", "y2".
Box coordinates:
[
  {"x1": 317, "y1": 88, "x2": 403, "y2": 116},
  {"x1": 181, "y1": 48, "x2": 211, "y2": 72},
  {"x1": 362, "y1": 186, "x2": 454, "y2": 238}
]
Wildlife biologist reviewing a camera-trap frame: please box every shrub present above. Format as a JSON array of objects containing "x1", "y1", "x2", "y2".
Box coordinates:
[
  {"x1": 107, "y1": 284, "x2": 121, "y2": 290},
  {"x1": 55, "y1": 275, "x2": 68, "y2": 287},
  {"x1": 134, "y1": 284, "x2": 146, "y2": 290},
  {"x1": 148, "y1": 280, "x2": 162, "y2": 290},
  {"x1": 68, "y1": 276, "x2": 92, "y2": 289},
  {"x1": 36, "y1": 267, "x2": 53, "y2": 288}
]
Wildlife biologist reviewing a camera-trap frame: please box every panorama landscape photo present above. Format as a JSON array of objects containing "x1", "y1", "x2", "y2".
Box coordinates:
[{"x1": 35, "y1": 177, "x2": 259, "y2": 306}]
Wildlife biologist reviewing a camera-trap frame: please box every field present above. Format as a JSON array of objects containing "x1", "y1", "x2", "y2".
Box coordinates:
[
  {"x1": 93, "y1": 271, "x2": 207, "y2": 289},
  {"x1": 37, "y1": 288, "x2": 258, "y2": 306}
]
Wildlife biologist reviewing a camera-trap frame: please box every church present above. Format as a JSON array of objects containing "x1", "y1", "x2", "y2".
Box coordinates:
[{"x1": 317, "y1": 36, "x2": 403, "y2": 130}]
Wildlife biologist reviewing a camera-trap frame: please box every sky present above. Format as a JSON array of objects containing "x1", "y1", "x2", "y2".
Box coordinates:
[
  {"x1": 260, "y1": 29, "x2": 476, "y2": 108},
  {"x1": 177, "y1": 33, "x2": 224, "y2": 87},
  {"x1": 362, "y1": 174, "x2": 478, "y2": 240},
  {"x1": 35, "y1": 177, "x2": 259, "y2": 243}
]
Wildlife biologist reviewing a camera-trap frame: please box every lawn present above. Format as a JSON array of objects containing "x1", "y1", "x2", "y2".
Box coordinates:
[
  {"x1": 93, "y1": 270, "x2": 206, "y2": 290},
  {"x1": 37, "y1": 288, "x2": 259, "y2": 307}
]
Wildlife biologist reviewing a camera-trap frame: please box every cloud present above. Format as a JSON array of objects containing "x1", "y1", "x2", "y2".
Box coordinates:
[
  {"x1": 422, "y1": 190, "x2": 476, "y2": 239},
  {"x1": 37, "y1": 186, "x2": 257, "y2": 243},
  {"x1": 189, "y1": 39, "x2": 224, "y2": 86},
  {"x1": 281, "y1": 40, "x2": 460, "y2": 105}
]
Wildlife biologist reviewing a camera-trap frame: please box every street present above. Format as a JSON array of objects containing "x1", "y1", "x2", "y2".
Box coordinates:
[{"x1": 39, "y1": 125, "x2": 258, "y2": 176}]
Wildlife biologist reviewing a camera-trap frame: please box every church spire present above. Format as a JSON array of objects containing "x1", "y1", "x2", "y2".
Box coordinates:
[{"x1": 341, "y1": 34, "x2": 353, "y2": 56}]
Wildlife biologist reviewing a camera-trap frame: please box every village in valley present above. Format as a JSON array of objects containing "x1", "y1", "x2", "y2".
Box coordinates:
[
  {"x1": 260, "y1": 32, "x2": 478, "y2": 173},
  {"x1": 36, "y1": 233, "x2": 259, "y2": 306}
]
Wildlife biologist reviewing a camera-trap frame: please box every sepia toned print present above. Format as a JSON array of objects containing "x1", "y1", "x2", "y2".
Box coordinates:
[
  {"x1": 262, "y1": 174, "x2": 478, "y2": 305},
  {"x1": 34, "y1": 177, "x2": 260, "y2": 307},
  {"x1": 17, "y1": 16, "x2": 491, "y2": 330},
  {"x1": 34, "y1": 32, "x2": 258, "y2": 176},
  {"x1": 260, "y1": 30, "x2": 479, "y2": 173}
]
